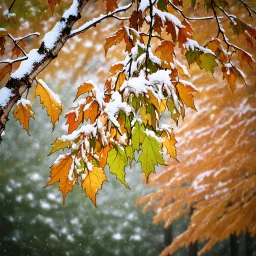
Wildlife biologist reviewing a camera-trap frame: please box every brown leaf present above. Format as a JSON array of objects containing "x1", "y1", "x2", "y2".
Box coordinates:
[
  {"x1": 48, "y1": 0, "x2": 61, "y2": 13},
  {"x1": 0, "y1": 64, "x2": 12, "y2": 81},
  {"x1": 106, "y1": 0, "x2": 118, "y2": 13}
]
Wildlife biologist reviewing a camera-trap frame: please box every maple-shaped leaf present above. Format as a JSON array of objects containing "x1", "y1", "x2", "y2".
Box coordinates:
[
  {"x1": 156, "y1": 40, "x2": 175, "y2": 63},
  {"x1": 222, "y1": 66, "x2": 236, "y2": 92},
  {"x1": 50, "y1": 137, "x2": 72, "y2": 155},
  {"x1": 45, "y1": 154, "x2": 75, "y2": 203},
  {"x1": 176, "y1": 82, "x2": 197, "y2": 110},
  {"x1": 0, "y1": 64, "x2": 12, "y2": 81},
  {"x1": 104, "y1": 27, "x2": 125, "y2": 55},
  {"x1": 82, "y1": 167, "x2": 108, "y2": 206},
  {"x1": 48, "y1": 0, "x2": 61, "y2": 13},
  {"x1": 36, "y1": 79, "x2": 62, "y2": 128},
  {"x1": 147, "y1": 89, "x2": 166, "y2": 114},
  {"x1": 84, "y1": 100, "x2": 99, "y2": 123},
  {"x1": 162, "y1": 130, "x2": 177, "y2": 159},
  {"x1": 11, "y1": 40, "x2": 26, "y2": 58},
  {"x1": 13, "y1": 98, "x2": 34, "y2": 135},
  {"x1": 106, "y1": 0, "x2": 118, "y2": 13},
  {"x1": 74, "y1": 82, "x2": 94, "y2": 101},
  {"x1": 138, "y1": 136, "x2": 166, "y2": 181},
  {"x1": 107, "y1": 145, "x2": 129, "y2": 188},
  {"x1": 132, "y1": 121, "x2": 146, "y2": 151},
  {"x1": 199, "y1": 53, "x2": 218, "y2": 73}
]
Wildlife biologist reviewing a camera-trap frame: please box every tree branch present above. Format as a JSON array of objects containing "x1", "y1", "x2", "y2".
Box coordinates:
[{"x1": 0, "y1": 0, "x2": 90, "y2": 142}]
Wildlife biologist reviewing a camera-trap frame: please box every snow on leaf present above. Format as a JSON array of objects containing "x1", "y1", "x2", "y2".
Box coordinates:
[
  {"x1": 13, "y1": 98, "x2": 34, "y2": 135},
  {"x1": 49, "y1": 137, "x2": 72, "y2": 155},
  {"x1": 36, "y1": 79, "x2": 62, "y2": 128},
  {"x1": 82, "y1": 167, "x2": 108, "y2": 206},
  {"x1": 74, "y1": 82, "x2": 94, "y2": 101},
  {"x1": 107, "y1": 145, "x2": 129, "y2": 188},
  {"x1": 138, "y1": 136, "x2": 166, "y2": 181},
  {"x1": 45, "y1": 154, "x2": 75, "y2": 203}
]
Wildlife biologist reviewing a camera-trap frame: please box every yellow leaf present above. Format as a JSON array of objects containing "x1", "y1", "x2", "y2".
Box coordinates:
[
  {"x1": 13, "y1": 99, "x2": 34, "y2": 135},
  {"x1": 162, "y1": 131, "x2": 177, "y2": 159},
  {"x1": 147, "y1": 89, "x2": 167, "y2": 113},
  {"x1": 49, "y1": 137, "x2": 72, "y2": 155},
  {"x1": 45, "y1": 154, "x2": 75, "y2": 203},
  {"x1": 109, "y1": 63, "x2": 124, "y2": 75},
  {"x1": 82, "y1": 167, "x2": 108, "y2": 206},
  {"x1": 36, "y1": 79, "x2": 62, "y2": 128},
  {"x1": 74, "y1": 82, "x2": 94, "y2": 101},
  {"x1": 176, "y1": 82, "x2": 197, "y2": 110}
]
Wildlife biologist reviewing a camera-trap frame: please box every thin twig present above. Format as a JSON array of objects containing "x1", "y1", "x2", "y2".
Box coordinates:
[
  {"x1": 7, "y1": 33, "x2": 27, "y2": 57},
  {"x1": 8, "y1": 0, "x2": 16, "y2": 12}
]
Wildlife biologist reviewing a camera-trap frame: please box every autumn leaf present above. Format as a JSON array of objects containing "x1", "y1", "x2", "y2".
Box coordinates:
[
  {"x1": 106, "y1": 0, "x2": 118, "y2": 13},
  {"x1": 11, "y1": 40, "x2": 26, "y2": 58},
  {"x1": 176, "y1": 82, "x2": 197, "y2": 110},
  {"x1": 0, "y1": 64, "x2": 12, "y2": 81},
  {"x1": 104, "y1": 27, "x2": 125, "y2": 55},
  {"x1": 50, "y1": 137, "x2": 72, "y2": 155},
  {"x1": 84, "y1": 100, "x2": 99, "y2": 123},
  {"x1": 0, "y1": 37, "x2": 6, "y2": 56},
  {"x1": 162, "y1": 130, "x2": 177, "y2": 159},
  {"x1": 36, "y1": 79, "x2": 62, "y2": 128},
  {"x1": 45, "y1": 154, "x2": 75, "y2": 203},
  {"x1": 199, "y1": 54, "x2": 218, "y2": 73},
  {"x1": 115, "y1": 72, "x2": 126, "y2": 91},
  {"x1": 222, "y1": 66, "x2": 236, "y2": 92},
  {"x1": 107, "y1": 145, "x2": 129, "y2": 188},
  {"x1": 74, "y1": 82, "x2": 94, "y2": 101},
  {"x1": 155, "y1": 40, "x2": 175, "y2": 63},
  {"x1": 110, "y1": 63, "x2": 124, "y2": 75},
  {"x1": 138, "y1": 136, "x2": 166, "y2": 181},
  {"x1": 82, "y1": 167, "x2": 108, "y2": 206},
  {"x1": 13, "y1": 98, "x2": 34, "y2": 135},
  {"x1": 48, "y1": 0, "x2": 61, "y2": 13},
  {"x1": 131, "y1": 121, "x2": 146, "y2": 151}
]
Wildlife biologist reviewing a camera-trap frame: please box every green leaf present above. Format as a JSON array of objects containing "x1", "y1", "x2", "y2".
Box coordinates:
[
  {"x1": 157, "y1": 0, "x2": 168, "y2": 11},
  {"x1": 126, "y1": 145, "x2": 135, "y2": 166},
  {"x1": 199, "y1": 53, "x2": 218, "y2": 73},
  {"x1": 107, "y1": 145, "x2": 129, "y2": 188},
  {"x1": 138, "y1": 136, "x2": 166, "y2": 181},
  {"x1": 191, "y1": 0, "x2": 196, "y2": 8},
  {"x1": 132, "y1": 121, "x2": 146, "y2": 151},
  {"x1": 185, "y1": 49, "x2": 201, "y2": 66}
]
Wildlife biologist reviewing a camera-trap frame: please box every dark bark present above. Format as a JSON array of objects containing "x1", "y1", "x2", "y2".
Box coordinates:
[
  {"x1": 164, "y1": 225, "x2": 173, "y2": 249},
  {"x1": 189, "y1": 241, "x2": 198, "y2": 256},
  {"x1": 230, "y1": 233, "x2": 239, "y2": 256},
  {"x1": 246, "y1": 232, "x2": 254, "y2": 256}
]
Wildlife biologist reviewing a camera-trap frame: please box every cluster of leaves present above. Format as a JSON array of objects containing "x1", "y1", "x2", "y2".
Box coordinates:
[{"x1": 1, "y1": 0, "x2": 255, "y2": 206}]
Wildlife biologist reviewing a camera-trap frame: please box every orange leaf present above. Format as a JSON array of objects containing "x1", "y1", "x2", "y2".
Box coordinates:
[
  {"x1": 82, "y1": 167, "x2": 108, "y2": 206},
  {"x1": 116, "y1": 72, "x2": 126, "y2": 91},
  {"x1": 84, "y1": 100, "x2": 99, "y2": 123},
  {"x1": 36, "y1": 79, "x2": 62, "y2": 128},
  {"x1": 176, "y1": 82, "x2": 197, "y2": 110},
  {"x1": 0, "y1": 37, "x2": 6, "y2": 55},
  {"x1": 222, "y1": 66, "x2": 236, "y2": 92},
  {"x1": 104, "y1": 27, "x2": 125, "y2": 55},
  {"x1": 110, "y1": 63, "x2": 124, "y2": 75},
  {"x1": 106, "y1": 0, "x2": 118, "y2": 13},
  {"x1": 13, "y1": 98, "x2": 34, "y2": 135},
  {"x1": 156, "y1": 40, "x2": 175, "y2": 63},
  {"x1": 74, "y1": 82, "x2": 94, "y2": 101},
  {"x1": 162, "y1": 130, "x2": 177, "y2": 159},
  {"x1": 48, "y1": 0, "x2": 61, "y2": 13},
  {"x1": 45, "y1": 154, "x2": 75, "y2": 203}
]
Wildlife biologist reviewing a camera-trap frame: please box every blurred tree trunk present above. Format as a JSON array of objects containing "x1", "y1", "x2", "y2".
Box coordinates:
[
  {"x1": 246, "y1": 232, "x2": 253, "y2": 256},
  {"x1": 230, "y1": 234, "x2": 239, "y2": 256},
  {"x1": 164, "y1": 225, "x2": 172, "y2": 255}
]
